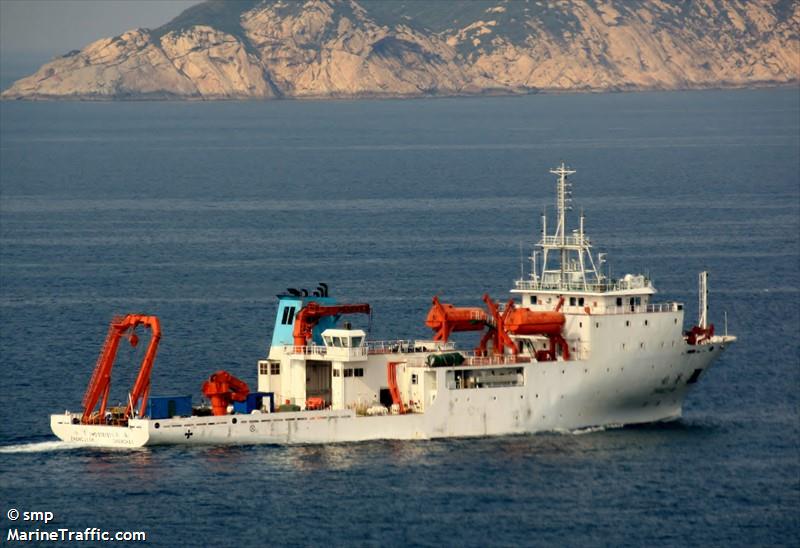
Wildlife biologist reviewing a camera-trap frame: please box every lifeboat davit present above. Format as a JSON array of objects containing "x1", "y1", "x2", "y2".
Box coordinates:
[
  {"x1": 504, "y1": 309, "x2": 565, "y2": 336},
  {"x1": 426, "y1": 296, "x2": 487, "y2": 341}
]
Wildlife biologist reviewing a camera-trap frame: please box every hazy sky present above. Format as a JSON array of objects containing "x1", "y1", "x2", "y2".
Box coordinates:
[{"x1": 0, "y1": 0, "x2": 202, "y2": 56}]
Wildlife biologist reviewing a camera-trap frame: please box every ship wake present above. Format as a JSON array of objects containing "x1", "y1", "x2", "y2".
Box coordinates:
[{"x1": 0, "y1": 440, "x2": 91, "y2": 454}]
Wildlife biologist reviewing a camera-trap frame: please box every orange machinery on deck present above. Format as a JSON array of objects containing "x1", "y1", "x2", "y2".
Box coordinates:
[
  {"x1": 427, "y1": 294, "x2": 570, "y2": 361},
  {"x1": 505, "y1": 297, "x2": 569, "y2": 361},
  {"x1": 201, "y1": 370, "x2": 250, "y2": 416},
  {"x1": 292, "y1": 302, "x2": 371, "y2": 347},
  {"x1": 477, "y1": 294, "x2": 518, "y2": 356},
  {"x1": 81, "y1": 314, "x2": 161, "y2": 425},
  {"x1": 387, "y1": 361, "x2": 406, "y2": 414},
  {"x1": 425, "y1": 296, "x2": 488, "y2": 342}
]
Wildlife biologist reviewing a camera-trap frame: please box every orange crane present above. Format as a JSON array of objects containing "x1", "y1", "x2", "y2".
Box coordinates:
[
  {"x1": 81, "y1": 315, "x2": 161, "y2": 425},
  {"x1": 201, "y1": 370, "x2": 250, "y2": 416},
  {"x1": 292, "y1": 302, "x2": 371, "y2": 347}
]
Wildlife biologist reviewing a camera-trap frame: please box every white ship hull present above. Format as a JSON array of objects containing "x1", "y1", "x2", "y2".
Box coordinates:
[{"x1": 51, "y1": 336, "x2": 731, "y2": 447}]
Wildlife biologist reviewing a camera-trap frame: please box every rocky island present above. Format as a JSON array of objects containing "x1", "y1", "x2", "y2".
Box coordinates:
[{"x1": 2, "y1": 0, "x2": 798, "y2": 101}]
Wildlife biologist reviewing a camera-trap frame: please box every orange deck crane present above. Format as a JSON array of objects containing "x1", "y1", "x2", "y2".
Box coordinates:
[
  {"x1": 292, "y1": 302, "x2": 371, "y2": 347},
  {"x1": 81, "y1": 314, "x2": 161, "y2": 425},
  {"x1": 201, "y1": 370, "x2": 250, "y2": 416}
]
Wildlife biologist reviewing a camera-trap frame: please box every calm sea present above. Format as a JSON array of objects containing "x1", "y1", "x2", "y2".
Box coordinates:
[{"x1": 1, "y1": 89, "x2": 798, "y2": 547}]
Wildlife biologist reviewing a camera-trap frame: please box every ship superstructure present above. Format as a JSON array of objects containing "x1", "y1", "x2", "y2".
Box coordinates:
[{"x1": 51, "y1": 164, "x2": 736, "y2": 447}]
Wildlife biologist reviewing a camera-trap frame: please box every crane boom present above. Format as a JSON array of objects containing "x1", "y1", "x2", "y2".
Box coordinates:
[{"x1": 292, "y1": 302, "x2": 371, "y2": 347}]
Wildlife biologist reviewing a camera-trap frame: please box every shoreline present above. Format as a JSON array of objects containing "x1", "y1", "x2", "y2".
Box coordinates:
[{"x1": 2, "y1": 80, "x2": 798, "y2": 103}]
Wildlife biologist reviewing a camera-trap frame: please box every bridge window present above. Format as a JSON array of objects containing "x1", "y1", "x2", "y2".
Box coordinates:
[
  {"x1": 281, "y1": 306, "x2": 297, "y2": 325},
  {"x1": 270, "y1": 363, "x2": 280, "y2": 375},
  {"x1": 354, "y1": 368, "x2": 364, "y2": 377},
  {"x1": 333, "y1": 369, "x2": 340, "y2": 377},
  {"x1": 411, "y1": 374, "x2": 418, "y2": 385},
  {"x1": 344, "y1": 368, "x2": 353, "y2": 377},
  {"x1": 259, "y1": 363, "x2": 269, "y2": 375}
]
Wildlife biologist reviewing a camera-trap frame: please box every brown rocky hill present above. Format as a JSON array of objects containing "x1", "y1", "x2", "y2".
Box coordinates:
[{"x1": 2, "y1": 0, "x2": 798, "y2": 100}]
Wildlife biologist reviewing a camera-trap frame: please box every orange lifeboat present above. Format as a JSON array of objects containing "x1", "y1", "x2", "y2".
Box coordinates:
[
  {"x1": 426, "y1": 296, "x2": 487, "y2": 341},
  {"x1": 505, "y1": 309, "x2": 565, "y2": 336}
]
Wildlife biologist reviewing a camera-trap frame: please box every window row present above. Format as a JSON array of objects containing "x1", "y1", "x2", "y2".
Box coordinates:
[
  {"x1": 333, "y1": 368, "x2": 364, "y2": 378},
  {"x1": 259, "y1": 362, "x2": 281, "y2": 375}
]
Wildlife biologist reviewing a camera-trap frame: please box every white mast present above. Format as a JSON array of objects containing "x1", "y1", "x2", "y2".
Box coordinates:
[
  {"x1": 550, "y1": 163, "x2": 575, "y2": 285},
  {"x1": 699, "y1": 271, "x2": 708, "y2": 328},
  {"x1": 518, "y1": 163, "x2": 621, "y2": 294}
]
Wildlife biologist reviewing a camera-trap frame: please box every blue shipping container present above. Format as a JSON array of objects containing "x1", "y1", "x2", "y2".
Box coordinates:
[
  {"x1": 233, "y1": 392, "x2": 274, "y2": 414},
  {"x1": 147, "y1": 395, "x2": 192, "y2": 419}
]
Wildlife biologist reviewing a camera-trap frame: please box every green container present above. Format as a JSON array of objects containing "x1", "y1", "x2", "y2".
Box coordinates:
[
  {"x1": 277, "y1": 403, "x2": 301, "y2": 412},
  {"x1": 426, "y1": 352, "x2": 465, "y2": 367}
]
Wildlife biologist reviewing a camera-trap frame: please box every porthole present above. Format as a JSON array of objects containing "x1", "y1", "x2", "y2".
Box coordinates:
[
  {"x1": 232, "y1": 418, "x2": 238, "y2": 424},
  {"x1": 154, "y1": 423, "x2": 160, "y2": 429}
]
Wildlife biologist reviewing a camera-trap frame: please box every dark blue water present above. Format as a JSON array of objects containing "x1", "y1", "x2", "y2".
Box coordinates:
[{"x1": 1, "y1": 89, "x2": 798, "y2": 546}]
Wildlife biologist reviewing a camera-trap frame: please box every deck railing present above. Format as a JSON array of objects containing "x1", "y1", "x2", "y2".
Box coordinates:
[
  {"x1": 367, "y1": 340, "x2": 456, "y2": 354},
  {"x1": 514, "y1": 277, "x2": 652, "y2": 293},
  {"x1": 283, "y1": 340, "x2": 457, "y2": 356},
  {"x1": 597, "y1": 302, "x2": 683, "y2": 315}
]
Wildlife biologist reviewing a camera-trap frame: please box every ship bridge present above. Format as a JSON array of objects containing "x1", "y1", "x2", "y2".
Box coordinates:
[{"x1": 512, "y1": 164, "x2": 661, "y2": 315}]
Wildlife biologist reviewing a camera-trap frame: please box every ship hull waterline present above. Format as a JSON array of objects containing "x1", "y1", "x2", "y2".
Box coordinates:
[{"x1": 51, "y1": 343, "x2": 725, "y2": 448}]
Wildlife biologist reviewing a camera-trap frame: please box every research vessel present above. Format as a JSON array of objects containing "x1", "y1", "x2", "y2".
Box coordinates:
[{"x1": 51, "y1": 164, "x2": 736, "y2": 447}]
